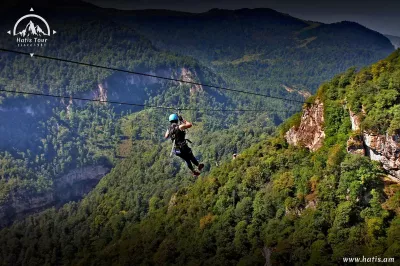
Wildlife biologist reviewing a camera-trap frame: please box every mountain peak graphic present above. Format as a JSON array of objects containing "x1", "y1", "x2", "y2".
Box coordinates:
[{"x1": 16, "y1": 21, "x2": 48, "y2": 37}]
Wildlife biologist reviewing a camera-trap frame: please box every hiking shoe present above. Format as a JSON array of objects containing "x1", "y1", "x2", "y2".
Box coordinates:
[
  {"x1": 192, "y1": 170, "x2": 201, "y2": 176},
  {"x1": 198, "y1": 163, "x2": 204, "y2": 171}
]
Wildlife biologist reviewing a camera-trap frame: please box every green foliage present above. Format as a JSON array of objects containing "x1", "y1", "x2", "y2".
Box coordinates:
[
  {"x1": 279, "y1": 112, "x2": 302, "y2": 136},
  {"x1": 0, "y1": 124, "x2": 397, "y2": 265},
  {"x1": 341, "y1": 50, "x2": 400, "y2": 133},
  {"x1": 0, "y1": 9, "x2": 398, "y2": 266}
]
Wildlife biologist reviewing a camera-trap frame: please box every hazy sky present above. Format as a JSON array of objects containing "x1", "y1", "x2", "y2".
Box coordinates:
[{"x1": 85, "y1": 0, "x2": 400, "y2": 36}]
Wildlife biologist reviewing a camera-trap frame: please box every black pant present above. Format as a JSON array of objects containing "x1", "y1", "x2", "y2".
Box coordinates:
[{"x1": 175, "y1": 145, "x2": 199, "y2": 172}]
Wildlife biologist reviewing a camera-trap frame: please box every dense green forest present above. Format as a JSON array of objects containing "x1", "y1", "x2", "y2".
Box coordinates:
[
  {"x1": 3, "y1": 4, "x2": 392, "y2": 225},
  {"x1": 0, "y1": 50, "x2": 399, "y2": 266},
  {"x1": 0, "y1": 3, "x2": 398, "y2": 264},
  {"x1": 0, "y1": 16, "x2": 271, "y2": 220}
]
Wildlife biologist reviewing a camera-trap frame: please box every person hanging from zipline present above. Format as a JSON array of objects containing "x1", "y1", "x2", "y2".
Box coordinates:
[{"x1": 165, "y1": 113, "x2": 204, "y2": 176}]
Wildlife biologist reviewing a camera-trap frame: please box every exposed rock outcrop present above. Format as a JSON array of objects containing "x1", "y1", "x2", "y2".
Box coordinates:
[
  {"x1": 57, "y1": 165, "x2": 108, "y2": 187},
  {"x1": 363, "y1": 133, "x2": 400, "y2": 181},
  {"x1": 349, "y1": 110, "x2": 362, "y2": 131},
  {"x1": 84, "y1": 67, "x2": 201, "y2": 104},
  {"x1": 285, "y1": 99, "x2": 325, "y2": 151},
  {"x1": 96, "y1": 83, "x2": 108, "y2": 103},
  {"x1": 55, "y1": 165, "x2": 110, "y2": 202},
  {"x1": 180, "y1": 68, "x2": 203, "y2": 94},
  {"x1": 124, "y1": 70, "x2": 166, "y2": 86},
  {"x1": 347, "y1": 134, "x2": 365, "y2": 155},
  {"x1": 285, "y1": 99, "x2": 400, "y2": 182},
  {"x1": 0, "y1": 165, "x2": 110, "y2": 228},
  {"x1": 347, "y1": 111, "x2": 400, "y2": 182},
  {"x1": 0, "y1": 191, "x2": 54, "y2": 228},
  {"x1": 66, "y1": 96, "x2": 73, "y2": 117},
  {"x1": 282, "y1": 84, "x2": 312, "y2": 99}
]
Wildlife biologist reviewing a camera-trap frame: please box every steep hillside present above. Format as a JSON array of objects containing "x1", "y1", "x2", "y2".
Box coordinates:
[
  {"x1": 114, "y1": 8, "x2": 394, "y2": 96},
  {"x1": 1, "y1": 51, "x2": 399, "y2": 265},
  {"x1": 0, "y1": 15, "x2": 245, "y2": 226},
  {"x1": 286, "y1": 49, "x2": 400, "y2": 183},
  {"x1": 1, "y1": 4, "x2": 393, "y2": 226}
]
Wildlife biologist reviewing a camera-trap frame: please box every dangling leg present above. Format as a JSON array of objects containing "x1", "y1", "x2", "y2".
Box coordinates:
[
  {"x1": 186, "y1": 147, "x2": 204, "y2": 171},
  {"x1": 176, "y1": 152, "x2": 200, "y2": 176}
]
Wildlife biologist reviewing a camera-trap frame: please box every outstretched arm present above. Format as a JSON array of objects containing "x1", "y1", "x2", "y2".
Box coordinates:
[
  {"x1": 165, "y1": 129, "x2": 169, "y2": 139},
  {"x1": 179, "y1": 120, "x2": 192, "y2": 130}
]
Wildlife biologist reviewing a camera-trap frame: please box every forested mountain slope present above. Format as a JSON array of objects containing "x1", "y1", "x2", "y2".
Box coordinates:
[
  {"x1": 1, "y1": 50, "x2": 399, "y2": 265},
  {"x1": 0, "y1": 14, "x2": 244, "y2": 226},
  {"x1": 114, "y1": 8, "x2": 395, "y2": 96},
  {"x1": 0, "y1": 2, "x2": 394, "y2": 227}
]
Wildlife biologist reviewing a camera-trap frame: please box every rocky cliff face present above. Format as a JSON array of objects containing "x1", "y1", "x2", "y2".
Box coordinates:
[
  {"x1": 0, "y1": 165, "x2": 109, "y2": 228},
  {"x1": 91, "y1": 67, "x2": 201, "y2": 103},
  {"x1": 180, "y1": 68, "x2": 203, "y2": 94},
  {"x1": 285, "y1": 99, "x2": 325, "y2": 151},
  {"x1": 0, "y1": 191, "x2": 54, "y2": 228},
  {"x1": 96, "y1": 83, "x2": 108, "y2": 103},
  {"x1": 347, "y1": 111, "x2": 400, "y2": 182},
  {"x1": 55, "y1": 165, "x2": 110, "y2": 202},
  {"x1": 346, "y1": 134, "x2": 365, "y2": 156},
  {"x1": 285, "y1": 99, "x2": 400, "y2": 183},
  {"x1": 282, "y1": 84, "x2": 312, "y2": 99}
]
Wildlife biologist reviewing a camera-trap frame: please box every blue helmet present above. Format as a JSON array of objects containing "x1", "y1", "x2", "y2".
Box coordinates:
[{"x1": 169, "y1": 113, "x2": 179, "y2": 122}]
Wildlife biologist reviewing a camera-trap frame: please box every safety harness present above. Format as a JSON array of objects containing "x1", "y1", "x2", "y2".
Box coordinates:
[
  {"x1": 168, "y1": 117, "x2": 192, "y2": 156},
  {"x1": 169, "y1": 123, "x2": 187, "y2": 148}
]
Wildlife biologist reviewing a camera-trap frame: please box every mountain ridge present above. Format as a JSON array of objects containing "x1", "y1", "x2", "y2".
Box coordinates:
[{"x1": 111, "y1": 7, "x2": 393, "y2": 97}]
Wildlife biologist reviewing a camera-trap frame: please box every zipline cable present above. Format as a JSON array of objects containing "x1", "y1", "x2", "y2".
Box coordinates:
[
  {"x1": 0, "y1": 48, "x2": 308, "y2": 105},
  {"x1": 0, "y1": 89, "x2": 302, "y2": 113}
]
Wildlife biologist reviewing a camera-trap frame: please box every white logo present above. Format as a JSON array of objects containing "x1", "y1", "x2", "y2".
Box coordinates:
[{"x1": 7, "y1": 8, "x2": 56, "y2": 47}]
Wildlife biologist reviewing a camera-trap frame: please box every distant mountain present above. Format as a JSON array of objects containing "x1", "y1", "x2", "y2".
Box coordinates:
[
  {"x1": 385, "y1": 34, "x2": 400, "y2": 48},
  {"x1": 110, "y1": 8, "x2": 394, "y2": 94},
  {"x1": 16, "y1": 20, "x2": 48, "y2": 37}
]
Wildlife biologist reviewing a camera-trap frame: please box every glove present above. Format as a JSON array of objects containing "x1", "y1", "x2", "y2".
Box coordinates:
[{"x1": 178, "y1": 115, "x2": 183, "y2": 121}]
